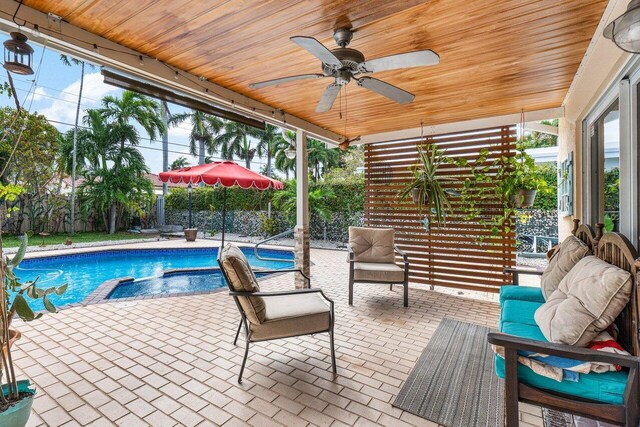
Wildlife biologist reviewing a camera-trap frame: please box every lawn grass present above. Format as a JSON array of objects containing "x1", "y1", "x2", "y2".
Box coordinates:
[{"x1": 1, "y1": 231, "x2": 156, "y2": 248}]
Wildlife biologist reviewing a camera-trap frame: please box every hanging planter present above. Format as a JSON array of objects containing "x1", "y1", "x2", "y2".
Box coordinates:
[{"x1": 511, "y1": 189, "x2": 537, "y2": 209}]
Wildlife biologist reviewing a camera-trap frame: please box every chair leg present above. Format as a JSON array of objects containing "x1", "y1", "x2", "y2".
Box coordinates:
[
  {"x1": 329, "y1": 330, "x2": 337, "y2": 374},
  {"x1": 238, "y1": 339, "x2": 250, "y2": 384},
  {"x1": 348, "y1": 278, "x2": 354, "y2": 305},
  {"x1": 233, "y1": 318, "x2": 243, "y2": 346},
  {"x1": 389, "y1": 284, "x2": 393, "y2": 291},
  {"x1": 403, "y1": 281, "x2": 408, "y2": 307}
]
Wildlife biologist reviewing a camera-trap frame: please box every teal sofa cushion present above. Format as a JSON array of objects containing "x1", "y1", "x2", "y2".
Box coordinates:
[
  {"x1": 499, "y1": 285, "x2": 545, "y2": 305},
  {"x1": 495, "y1": 320, "x2": 628, "y2": 405},
  {"x1": 500, "y1": 300, "x2": 543, "y2": 329}
]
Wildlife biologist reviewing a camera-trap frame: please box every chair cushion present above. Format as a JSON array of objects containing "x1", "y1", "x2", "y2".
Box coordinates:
[
  {"x1": 540, "y1": 235, "x2": 591, "y2": 300},
  {"x1": 495, "y1": 321, "x2": 628, "y2": 405},
  {"x1": 348, "y1": 226, "x2": 395, "y2": 263},
  {"x1": 500, "y1": 300, "x2": 543, "y2": 329},
  {"x1": 220, "y1": 244, "x2": 266, "y2": 324},
  {"x1": 499, "y1": 285, "x2": 545, "y2": 305},
  {"x1": 535, "y1": 256, "x2": 632, "y2": 347},
  {"x1": 353, "y1": 262, "x2": 405, "y2": 282},
  {"x1": 249, "y1": 292, "x2": 330, "y2": 341}
]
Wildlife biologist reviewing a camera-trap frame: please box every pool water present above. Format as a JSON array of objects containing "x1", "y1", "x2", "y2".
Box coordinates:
[
  {"x1": 108, "y1": 270, "x2": 274, "y2": 299},
  {"x1": 15, "y1": 247, "x2": 293, "y2": 310}
]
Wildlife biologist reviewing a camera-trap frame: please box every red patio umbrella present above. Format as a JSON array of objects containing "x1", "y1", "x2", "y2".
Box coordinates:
[{"x1": 159, "y1": 161, "x2": 283, "y2": 249}]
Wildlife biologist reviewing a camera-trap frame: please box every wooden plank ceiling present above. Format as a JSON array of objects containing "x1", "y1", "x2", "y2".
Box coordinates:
[{"x1": 24, "y1": 0, "x2": 608, "y2": 139}]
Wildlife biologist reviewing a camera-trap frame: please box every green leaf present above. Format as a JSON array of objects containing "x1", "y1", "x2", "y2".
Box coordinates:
[
  {"x1": 8, "y1": 234, "x2": 28, "y2": 269},
  {"x1": 42, "y1": 296, "x2": 57, "y2": 313},
  {"x1": 12, "y1": 294, "x2": 36, "y2": 321},
  {"x1": 55, "y1": 284, "x2": 68, "y2": 295}
]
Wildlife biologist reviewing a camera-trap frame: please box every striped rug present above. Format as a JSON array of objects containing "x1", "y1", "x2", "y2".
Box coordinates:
[{"x1": 393, "y1": 318, "x2": 503, "y2": 427}]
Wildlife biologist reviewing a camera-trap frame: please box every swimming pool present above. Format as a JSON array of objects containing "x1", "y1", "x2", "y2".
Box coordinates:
[
  {"x1": 16, "y1": 247, "x2": 293, "y2": 310},
  {"x1": 108, "y1": 270, "x2": 274, "y2": 299}
]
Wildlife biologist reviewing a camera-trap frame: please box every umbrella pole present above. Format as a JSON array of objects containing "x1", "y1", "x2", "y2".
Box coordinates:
[
  {"x1": 188, "y1": 184, "x2": 193, "y2": 229},
  {"x1": 221, "y1": 187, "x2": 227, "y2": 249}
]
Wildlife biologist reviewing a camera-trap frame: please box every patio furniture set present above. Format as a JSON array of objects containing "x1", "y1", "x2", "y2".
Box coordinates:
[{"x1": 218, "y1": 219, "x2": 640, "y2": 426}]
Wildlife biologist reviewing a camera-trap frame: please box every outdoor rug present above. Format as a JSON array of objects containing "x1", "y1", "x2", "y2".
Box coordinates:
[{"x1": 392, "y1": 318, "x2": 503, "y2": 427}]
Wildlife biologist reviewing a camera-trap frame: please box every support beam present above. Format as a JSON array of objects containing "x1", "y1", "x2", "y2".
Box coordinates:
[
  {"x1": 294, "y1": 130, "x2": 310, "y2": 289},
  {"x1": 0, "y1": 0, "x2": 344, "y2": 145},
  {"x1": 357, "y1": 107, "x2": 564, "y2": 145},
  {"x1": 524, "y1": 121, "x2": 558, "y2": 136}
]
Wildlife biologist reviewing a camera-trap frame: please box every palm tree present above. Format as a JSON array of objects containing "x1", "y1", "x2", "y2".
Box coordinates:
[
  {"x1": 168, "y1": 110, "x2": 223, "y2": 165},
  {"x1": 99, "y1": 91, "x2": 165, "y2": 233},
  {"x1": 255, "y1": 124, "x2": 282, "y2": 177},
  {"x1": 213, "y1": 121, "x2": 260, "y2": 167},
  {"x1": 60, "y1": 54, "x2": 93, "y2": 234},
  {"x1": 307, "y1": 138, "x2": 341, "y2": 181},
  {"x1": 274, "y1": 130, "x2": 296, "y2": 179},
  {"x1": 170, "y1": 156, "x2": 190, "y2": 170}
]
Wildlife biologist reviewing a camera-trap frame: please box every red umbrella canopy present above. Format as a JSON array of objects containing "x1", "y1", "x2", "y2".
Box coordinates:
[{"x1": 158, "y1": 161, "x2": 283, "y2": 190}]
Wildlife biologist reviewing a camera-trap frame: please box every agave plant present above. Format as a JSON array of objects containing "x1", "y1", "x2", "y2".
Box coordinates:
[{"x1": 398, "y1": 144, "x2": 458, "y2": 226}]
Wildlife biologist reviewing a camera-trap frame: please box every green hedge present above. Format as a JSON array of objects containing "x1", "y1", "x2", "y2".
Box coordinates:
[
  {"x1": 165, "y1": 178, "x2": 365, "y2": 213},
  {"x1": 533, "y1": 163, "x2": 557, "y2": 210}
]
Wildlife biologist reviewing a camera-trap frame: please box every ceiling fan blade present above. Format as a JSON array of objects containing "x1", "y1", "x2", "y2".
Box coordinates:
[
  {"x1": 316, "y1": 84, "x2": 341, "y2": 113},
  {"x1": 358, "y1": 50, "x2": 440, "y2": 73},
  {"x1": 291, "y1": 36, "x2": 343, "y2": 67},
  {"x1": 357, "y1": 77, "x2": 415, "y2": 104},
  {"x1": 249, "y1": 74, "x2": 325, "y2": 89}
]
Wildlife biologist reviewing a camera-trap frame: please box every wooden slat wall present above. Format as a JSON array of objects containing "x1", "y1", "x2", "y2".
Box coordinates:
[{"x1": 364, "y1": 126, "x2": 517, "y2": 293}]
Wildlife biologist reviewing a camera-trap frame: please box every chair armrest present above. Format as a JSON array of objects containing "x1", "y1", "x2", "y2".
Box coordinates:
[
  {"x1": 394, "y1": 245, "x2": 409, "y2": 265},
  {"x1": 488, "y1": 332, "x2": 640, "y2": 368},
  {"x1": 229, "y1": 288, "x2": 334, "y2": 306},
  {"x1": 504, "y1": 266, "x2": 545, "y2": 285},
  {"x1": 346, "y1": 243, "x2": 354, "y2": 262}
]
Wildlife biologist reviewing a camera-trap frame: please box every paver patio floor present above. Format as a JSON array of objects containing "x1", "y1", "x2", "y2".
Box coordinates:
[{"x1": 11, "y1": 245, "x2": 544, "y2": 427}]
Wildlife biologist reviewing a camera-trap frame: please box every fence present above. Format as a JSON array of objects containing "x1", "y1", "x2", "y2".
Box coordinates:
[{"x1": 364, "y1": 126, "x2": 517, "y2": 293}]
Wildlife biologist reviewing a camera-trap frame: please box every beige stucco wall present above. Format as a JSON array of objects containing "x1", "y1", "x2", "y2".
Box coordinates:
[{"x1": 557, "y1": 0, "x2": 631, "y2": 238}]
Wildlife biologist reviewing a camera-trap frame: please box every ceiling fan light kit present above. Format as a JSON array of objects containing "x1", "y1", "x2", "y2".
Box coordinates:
[{"x1": 249, "y1": 28, "x2": 439, "y2": 113}]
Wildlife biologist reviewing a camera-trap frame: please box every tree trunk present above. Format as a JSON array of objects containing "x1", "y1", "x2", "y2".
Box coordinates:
[
  {"x1": 266, "y1": 153, "x2": 272, "y2": 177},
  {"x1": 198, "y1": 139, "x2": 205, "y2": 165},
  {"x1": 70, "y1": 61, "x2": 85, "y2": 235},
  {"x1": 109, "y1": 204, "x2": 117, "y2": 234}
]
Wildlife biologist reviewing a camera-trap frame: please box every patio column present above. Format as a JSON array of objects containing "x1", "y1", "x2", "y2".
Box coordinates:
[{"x1": 295, "y1": 130, "x2": 310, "y2": 289}]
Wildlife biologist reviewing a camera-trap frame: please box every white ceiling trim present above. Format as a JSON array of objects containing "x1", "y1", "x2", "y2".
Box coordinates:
[
  {"x1": 358, "y1": 107, "x2": 565, "y2": 145},
  {"x1": 0, "y1": 0, "x2": 345, "y2": 145}
]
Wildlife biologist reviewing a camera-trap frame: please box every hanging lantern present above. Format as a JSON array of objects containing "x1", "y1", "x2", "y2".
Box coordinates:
[
  {"x1": 3, "y1": 32, "x2": 34, "y2": 75},
  {"x1": 604, "y1": 0, "x2": 640, "y2": 53},
  {"x1": 285, "y1": 144, "x2": 297, "y2": 159}
]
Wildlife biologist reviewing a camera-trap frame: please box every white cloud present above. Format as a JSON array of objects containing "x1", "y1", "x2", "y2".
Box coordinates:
[
  {"x1": 32, "y1": 87, "x2": 47, "y2": 102},
  {"x1": 39, "y1": 72, "x2": 120, "y2": 126}
]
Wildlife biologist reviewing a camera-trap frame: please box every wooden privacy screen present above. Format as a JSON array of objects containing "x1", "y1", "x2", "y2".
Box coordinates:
[{"x1": 364, "y1": 126, "x2": 517, "y2": 293}]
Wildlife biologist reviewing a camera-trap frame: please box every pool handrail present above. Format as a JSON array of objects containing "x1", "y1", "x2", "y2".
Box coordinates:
[{"x1": 253, "y1": 228, "x2": 295, "y2": 262}]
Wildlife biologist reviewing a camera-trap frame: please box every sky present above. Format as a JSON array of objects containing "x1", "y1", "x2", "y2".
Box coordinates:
[{"x1": 0, "y1": 33, "x2": 269, "y2": 174}]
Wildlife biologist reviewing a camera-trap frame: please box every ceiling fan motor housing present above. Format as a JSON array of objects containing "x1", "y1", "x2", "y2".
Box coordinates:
[{"x1": 322, "y1": 48, "x2": 365, "y2": 75}]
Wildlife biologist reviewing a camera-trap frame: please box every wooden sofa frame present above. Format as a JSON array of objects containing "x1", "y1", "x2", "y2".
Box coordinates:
[{"x1": 488, "y1": 219, "x2": 640, "y2": 426}]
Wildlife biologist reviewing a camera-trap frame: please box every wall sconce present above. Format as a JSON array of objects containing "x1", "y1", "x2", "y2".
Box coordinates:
[{"x1": 604, "y1": 0, "x2": 640, "y2": 53}]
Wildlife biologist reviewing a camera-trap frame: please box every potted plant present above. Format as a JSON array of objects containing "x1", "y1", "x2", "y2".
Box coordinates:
[
  {"x1": 0, "y1": 186, "x2": 67, "y2": 427},
  {"x1": 397, "y1": 144, "x2": 458, "y2": 227},
  {"x1": 456, "y1": 141, "x2": 549, "y2": 238}
]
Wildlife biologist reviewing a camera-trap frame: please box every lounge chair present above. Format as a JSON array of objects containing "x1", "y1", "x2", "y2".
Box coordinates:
[
  {"x1": 347, "y1": 226, "x2": 409, "y2": 307},
  {"x1": 217, "y1": 243, "x2": 336, "y2": 383}
]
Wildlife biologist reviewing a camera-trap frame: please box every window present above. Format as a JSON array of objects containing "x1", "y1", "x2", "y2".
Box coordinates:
[{"x1": 588, "y1": 100, "x2": 620, "y2": 231}]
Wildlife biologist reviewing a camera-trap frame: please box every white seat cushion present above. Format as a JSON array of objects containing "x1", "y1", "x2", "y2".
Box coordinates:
[
  {"x1": 249, "y1": 293, "x2": 331, "y2": 341},
  {"x1": 353, "y1": 262, "x2": 405, "y2": 282}
]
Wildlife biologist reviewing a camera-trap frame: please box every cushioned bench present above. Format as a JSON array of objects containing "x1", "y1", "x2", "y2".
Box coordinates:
[{"x1": 495, "y1": 286, "x2": 628, "y2": 405}]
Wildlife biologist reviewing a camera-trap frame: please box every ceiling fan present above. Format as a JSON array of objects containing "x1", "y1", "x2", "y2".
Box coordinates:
[{"x1": 249, "y1": 28, "x2": 440, "y2": 113}]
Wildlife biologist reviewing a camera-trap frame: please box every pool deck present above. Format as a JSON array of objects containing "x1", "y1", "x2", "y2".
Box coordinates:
[{"x1": 11, "y1": 241, "x2": 545, "y2": 427}]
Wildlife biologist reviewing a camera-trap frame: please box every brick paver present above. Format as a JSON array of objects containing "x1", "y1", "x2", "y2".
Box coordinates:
[{"x1": 12, "y1": 245, "x2": 544, "y2": 426}]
